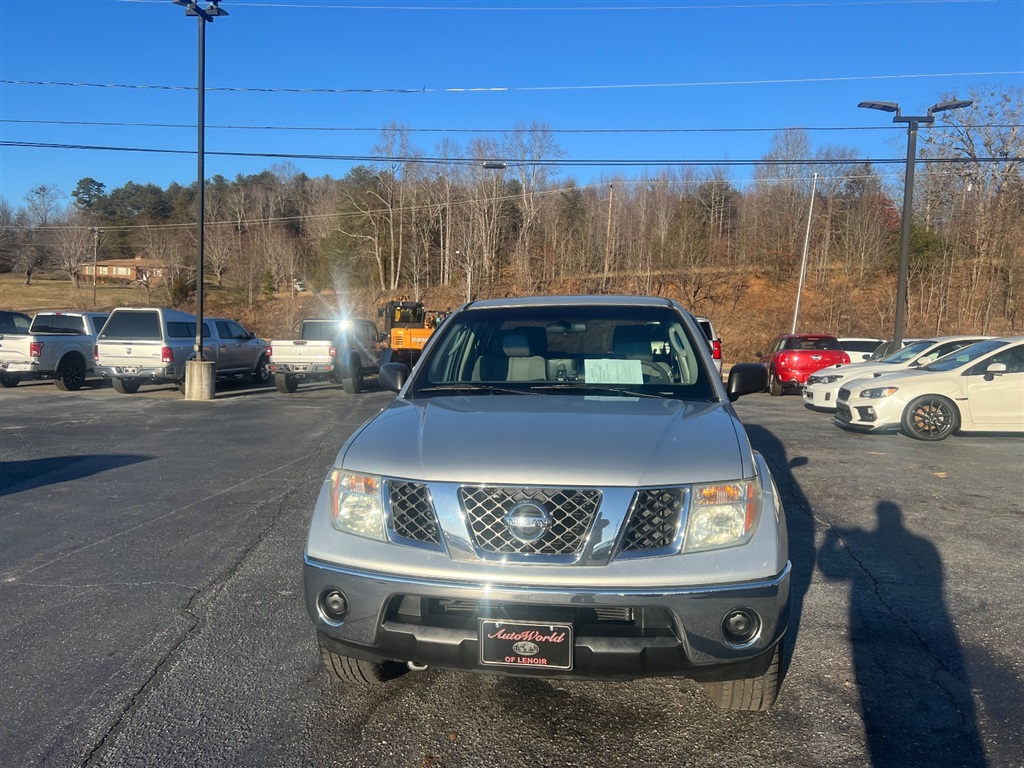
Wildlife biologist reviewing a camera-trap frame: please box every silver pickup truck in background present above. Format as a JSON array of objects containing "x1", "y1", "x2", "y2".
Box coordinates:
[
  {"x1": 0, "y1": 311, "x2": 109, "y2": 391},
  {"x1": 94, "y1": 307, "x2": 269, "y2": 394},
  {"x1": 268, "y1": 318, "x2": 384, "y2": 394}
]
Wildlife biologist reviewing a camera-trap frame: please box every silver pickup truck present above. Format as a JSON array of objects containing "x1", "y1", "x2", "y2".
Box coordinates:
[
  {"x1": 0, "y1": 310, "x2": 109, "y2": 391},
  {"x1": 94, "y1": 307, "x2": 269, "y2": 394},
  {"x1": 268, "y1": 318, "x2": 383, "y2": 394}
]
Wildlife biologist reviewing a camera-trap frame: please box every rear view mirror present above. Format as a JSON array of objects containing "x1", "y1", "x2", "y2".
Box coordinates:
[{"x1": 546, "y1": 321, "x2": 586, "y2": 334}]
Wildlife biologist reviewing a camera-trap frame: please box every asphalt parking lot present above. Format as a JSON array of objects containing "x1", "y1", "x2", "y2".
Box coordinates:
[{"x1": 1, "y1": 378, "x2": 1022, "y2": 767}]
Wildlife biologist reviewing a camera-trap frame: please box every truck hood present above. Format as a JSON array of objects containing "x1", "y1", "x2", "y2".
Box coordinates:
[{"x1": 339, "y1": 394, "x2": 753, "y2": 487}]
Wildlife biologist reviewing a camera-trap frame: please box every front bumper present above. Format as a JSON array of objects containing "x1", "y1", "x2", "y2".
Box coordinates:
[
  {"x1": 833, "y1": 398, "x2": 902, "y2": 432},
  {"x1": 305, "y1": 556, "x2": 790, "y2": 681},
  {"x1": 802, "y1": 384, "x2": 840, "y2": 410}
]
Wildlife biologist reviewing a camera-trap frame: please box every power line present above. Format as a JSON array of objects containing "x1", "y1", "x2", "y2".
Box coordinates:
[
  {"x1": 3, "y1": 117, "x2": 916, "y2": 134},
  {"x1": 4, "y1": 70, "x2": 1020, "y2": 94},
  {"x1": 119, "y1": 0, "x2": 1017, "y2": 11},
  {"x1": 3, "y1": 139, "x2": 1018, "y2": 168}
]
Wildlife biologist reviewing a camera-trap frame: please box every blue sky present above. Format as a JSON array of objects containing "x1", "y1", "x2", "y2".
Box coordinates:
[{"x1": 1, "y1": 0, "x2": 1022, "y2": 210}]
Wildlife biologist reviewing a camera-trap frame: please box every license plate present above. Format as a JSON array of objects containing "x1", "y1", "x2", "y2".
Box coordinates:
[
  {"x1": 121, "y1": 366, "x2": 139, "y2": 374},
  {"x1": 479, "y1": 619, "x2": 573, "y2": 670}
]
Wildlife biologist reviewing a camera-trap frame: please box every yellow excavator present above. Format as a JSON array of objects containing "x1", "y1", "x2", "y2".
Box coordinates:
[{"x1": 378, "y1": 299, "x2": 448, "y2": 367}]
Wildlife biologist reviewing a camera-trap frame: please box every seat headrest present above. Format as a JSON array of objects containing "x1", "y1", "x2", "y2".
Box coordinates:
[
  {"x1": 612, "y1": 325, "x2": 653, "y2": 360},
  {"x1": 503, "y1": 327, "x2": 547, "y2": 357}
]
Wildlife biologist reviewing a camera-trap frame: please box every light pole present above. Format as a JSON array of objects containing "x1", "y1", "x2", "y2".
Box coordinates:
[
  {"x1": 791, "y1": 172, "x2": 818, "y2": 334},
  {"x1": 858, "y1": 98, "x2": 972, "y2": 347},
  {"x1": 172, "y1": 0, "x2": 228, "y2": 399}
]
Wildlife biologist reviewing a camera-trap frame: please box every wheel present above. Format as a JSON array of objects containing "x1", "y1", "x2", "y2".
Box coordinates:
[
  {"x1": 341, "y1": 357, "x2": 363, "y2": 395},
  {"x1": 769, "y1": 371, "x2": 783, "y2": 397},
  {"x1": 275, "y1": 373, "x2": 298, "y2": 394},
  {"x1": 251, "y1": 355, "x2": 270, "y2": 385},
  {"x1": 701, "y1": 643, "x2": 782, "y2": 711},
  {"x1": 902, "y1": 395, "x2": 959, "y2": 441},
  {"x1": 54, "y1": 356, "x2": 87, "y2": 392},
  {"x1": 177, "y1": 379, "x2": 187, "y2": 395},
  {"x1": 318, "y1": 636, "x2": 405, "y2": 686},
  {"x1": 112, "y1": 377, "x2": 141, "y2": 394},
  {"x1": 0, "y1": 374, "x2": 20, "y2": 388}
]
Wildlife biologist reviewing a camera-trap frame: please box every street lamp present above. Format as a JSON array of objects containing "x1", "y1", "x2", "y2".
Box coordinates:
[
  {"x1": 172, "y1": 0, "x2": 228, "y2": 399},
  {"x1": 858, "y1": 98, "x2": 972, "y2": 347}
]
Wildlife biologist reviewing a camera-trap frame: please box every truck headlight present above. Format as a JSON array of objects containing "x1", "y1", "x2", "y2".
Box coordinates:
[
  {"x1": 684, "y1": 481, "x2": 761, "y2": 552},
  {"x1": 860, "y1": 386, "x2": 899, "y2": 399},
  {"x1": 329, "y1": 470, "x2": 386, "y2": 541}
]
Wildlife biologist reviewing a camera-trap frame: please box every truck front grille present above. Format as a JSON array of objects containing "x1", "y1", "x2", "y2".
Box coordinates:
[
  {"x1": 388, "y1": 481, "x2": 440, "y2": 544},
  {"x1": 620, "y1": 488, "x2": 686, "y2": 552},
  {"x1": 458, "y1": 486, "x2": 601, "y2": 555}
]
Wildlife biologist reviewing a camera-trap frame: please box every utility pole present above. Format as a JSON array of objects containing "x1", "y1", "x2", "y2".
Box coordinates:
[
  {"x1": 91, "y1": 227, "x2": 99, "y2": 308},
  {"x1": 791, "y1": 173, "x2": 818, "y2": 334}
]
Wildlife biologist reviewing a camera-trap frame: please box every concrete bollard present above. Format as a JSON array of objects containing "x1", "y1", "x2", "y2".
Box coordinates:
[{"x1": 184, "y1": 359, "x2": 216, "y2": 400}]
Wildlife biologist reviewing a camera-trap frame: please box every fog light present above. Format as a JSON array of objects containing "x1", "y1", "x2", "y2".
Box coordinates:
[
  {"x1": 722, "y1": 608, "x2": 760, "y2": 646},
  {"x1": 856, "y1": 406, "x2": 877, "y2": 422},
  {"x1": 319, "y1": 589, "x2": 348, "y2": 624}
]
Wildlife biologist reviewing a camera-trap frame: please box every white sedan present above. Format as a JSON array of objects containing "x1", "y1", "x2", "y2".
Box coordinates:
[
  {"x1": 802, "y1": 335, "x2": 990, "y2": 412},
  {"x1": 833, "y1": 337, "x2": 1024, "y2": 440}
]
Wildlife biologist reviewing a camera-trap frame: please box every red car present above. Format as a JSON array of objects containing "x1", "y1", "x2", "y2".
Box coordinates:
[{"x1": 758, "y1": 334, "x2": 850, "y2": 396}]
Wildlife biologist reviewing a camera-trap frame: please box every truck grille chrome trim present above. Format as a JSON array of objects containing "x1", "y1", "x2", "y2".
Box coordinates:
[
  {"x1": 387, "y1": 481, "x2": 442, "y2": 545},
  {"x1": 620, "y1": 487, "x2": 688, "y2": 554}
]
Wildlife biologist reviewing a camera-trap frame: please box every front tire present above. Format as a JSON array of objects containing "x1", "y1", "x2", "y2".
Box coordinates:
[
  {"x1": 902, "y1": 395, "x2": 959, "y2": 441},
  {"x1": 112, "y1": 377, "x2": 141, "y2": 394},
  {"x1": 54, "y1": 356, "x2": 87, "y2": 391},
  {"x1": 318, "y1": 637, "x2": 405, "y2": 686},
  {"x1": 701, "y1": 643, "x2": 782, "y2": 711},
  {"x1": 275, "y1": 373, "x2": 298, "y2": 394}
]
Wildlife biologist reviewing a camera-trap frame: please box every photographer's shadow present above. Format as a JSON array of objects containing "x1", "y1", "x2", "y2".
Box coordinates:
[{"x1": 819, "y1": 502, "x2": 986, "y2": 767}]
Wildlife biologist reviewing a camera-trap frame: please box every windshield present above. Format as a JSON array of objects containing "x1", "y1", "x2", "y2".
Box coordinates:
[
  {"x1": 411, "y1": 305, "x2": 716, "y2": 401},
  {"x1": 881, "y1": 339, "x2": 935, "y2": 364},
  {"x1": 921, "y1": 339, "x2": 1008, "y2": 372}
]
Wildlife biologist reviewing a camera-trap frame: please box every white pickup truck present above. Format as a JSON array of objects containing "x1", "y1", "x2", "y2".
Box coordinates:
[
  {"x1": 94, "y1": 307, "x2": 269, "y2": 394},
  {"x1": 268, "y1": 318, "x2": 384, "y2": 394},
  {"x1": 0, "y1": 310, "x2": 109, "y2": 391}
]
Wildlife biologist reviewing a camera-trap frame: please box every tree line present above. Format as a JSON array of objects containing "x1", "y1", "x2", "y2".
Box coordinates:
[{"x1": 1, "y1": 85, "x2": 1021, "y2": 337}]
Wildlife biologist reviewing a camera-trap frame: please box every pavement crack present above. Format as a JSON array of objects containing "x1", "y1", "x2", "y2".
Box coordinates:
[{"x1": 78, "y1": 445, "x2": 331, "y2": 768}]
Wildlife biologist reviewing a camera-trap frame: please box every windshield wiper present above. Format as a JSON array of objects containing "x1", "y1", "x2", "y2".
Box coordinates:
[
  {"x1": 531, "y1": 383, "x2": 666, "y2": 399},
  {"x1": 414, "y1": 383, "x2": 538, "y2": 396}
]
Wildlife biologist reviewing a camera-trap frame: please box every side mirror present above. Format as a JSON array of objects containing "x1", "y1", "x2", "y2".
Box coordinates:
[
  {"x1": 727, "y1": 363, "x2": 769, "y2": 402},
  {"x1": 983, "y1": 362, "x2": 1008, "y2": 380},
  {"x1": 755, "y1": 351, "x2": 765, "y2": 360},
  {"x1": 378, "y1": 362, "x2": 410, "y2": 393}
]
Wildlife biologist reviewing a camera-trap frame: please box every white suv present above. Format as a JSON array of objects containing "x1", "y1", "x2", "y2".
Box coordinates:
[{"x1": 695, "y1": 316, "x2": 723, "y2": 377}]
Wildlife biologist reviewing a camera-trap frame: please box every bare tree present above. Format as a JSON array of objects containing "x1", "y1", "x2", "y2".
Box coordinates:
[{"x1": 50, "y1": 212, "x2": 93, "y2": 287}]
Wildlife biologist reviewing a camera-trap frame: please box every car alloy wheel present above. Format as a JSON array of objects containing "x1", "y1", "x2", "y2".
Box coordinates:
[{"x1": 902, "y1": 395, "x2": 959, "y2": 441}]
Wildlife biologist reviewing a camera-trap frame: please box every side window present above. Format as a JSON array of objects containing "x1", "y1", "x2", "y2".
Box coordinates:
[
  {"x1": 90, "y1": 316, "x2": 109, "y2": 334},
  {"x1": 215, "y1": 321, "x2": 232, "y2": 339},
  {"x1": 228, "y1": 321, "x2": 249, "y2": 339},
  {"x1": 969, "y1": 346, "x2": 1024, "y2": 375}
]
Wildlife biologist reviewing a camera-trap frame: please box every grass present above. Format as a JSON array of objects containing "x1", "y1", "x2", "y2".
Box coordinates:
[{"x1": 0, "y1": 272, "x2": 157, "y2": 314}]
